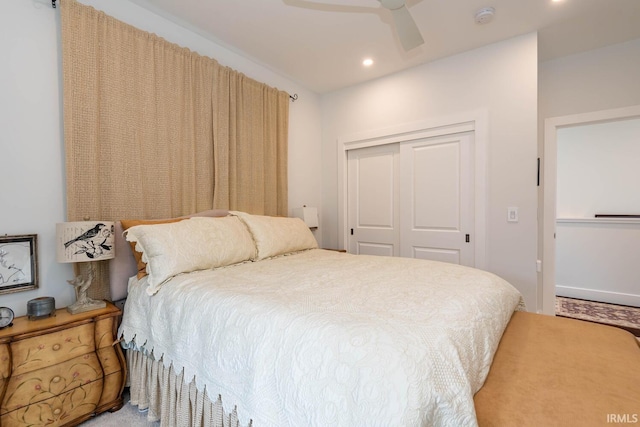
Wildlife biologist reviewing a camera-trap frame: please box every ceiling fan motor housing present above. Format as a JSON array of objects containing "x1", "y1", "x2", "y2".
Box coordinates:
[{"x1": 379, "y1": 0, "x2": 406, "y2": 11}]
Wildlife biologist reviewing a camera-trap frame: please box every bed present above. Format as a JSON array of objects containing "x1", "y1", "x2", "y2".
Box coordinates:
[{"x1": 110, "y1": 210, "x2": 640, "y2": 427}]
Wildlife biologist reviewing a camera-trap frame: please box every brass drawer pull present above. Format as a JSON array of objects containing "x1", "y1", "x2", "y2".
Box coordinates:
[{"x1": 52, "y1": 344, "x2": 61, "y2": 351}]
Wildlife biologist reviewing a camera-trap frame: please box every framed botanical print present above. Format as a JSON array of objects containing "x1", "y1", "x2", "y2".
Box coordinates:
[{"x1": 0, "y1": 234, "x2": 39, "y2": 295}]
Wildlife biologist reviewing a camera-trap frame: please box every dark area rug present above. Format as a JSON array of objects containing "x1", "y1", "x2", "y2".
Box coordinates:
[{"x1": 556, "y1": 296, "x2": 640, "y2": 337}]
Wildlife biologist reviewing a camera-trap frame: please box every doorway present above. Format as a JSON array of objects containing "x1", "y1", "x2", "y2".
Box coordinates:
[{"x1": 541, "y1": 105, "x2": 640, "y2": 315}]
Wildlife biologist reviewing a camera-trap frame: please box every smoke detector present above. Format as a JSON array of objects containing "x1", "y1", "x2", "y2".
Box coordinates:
[{"x1": 475, "y1": 7, "x2": 495, "y2": 24}]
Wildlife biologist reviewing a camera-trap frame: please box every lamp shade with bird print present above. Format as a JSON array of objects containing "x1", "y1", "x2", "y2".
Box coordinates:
[
  {"x1": 56, "y1": 221, "x2": 115, "y2": 314},
  {"x1": 56, "y1": 221, "x2": 115, "y2": 263}
]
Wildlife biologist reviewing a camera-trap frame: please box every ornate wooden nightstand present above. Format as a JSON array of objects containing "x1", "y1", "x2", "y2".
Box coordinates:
[{"x1": 0, "y1": 302, "x2": 126, "y2": 426}]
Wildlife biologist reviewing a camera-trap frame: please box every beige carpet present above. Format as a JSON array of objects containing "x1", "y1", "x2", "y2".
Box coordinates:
[{"x1": 82, "y1": 389, "x2": 157, "y2": 426}]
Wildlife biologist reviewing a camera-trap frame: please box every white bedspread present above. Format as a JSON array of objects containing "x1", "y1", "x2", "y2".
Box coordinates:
[{"x1": 118, "y1": 249, "x2": 523, "y2": 427}]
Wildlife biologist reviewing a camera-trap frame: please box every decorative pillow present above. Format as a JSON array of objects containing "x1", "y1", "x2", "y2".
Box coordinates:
[
  {"x1": 121, "y1": 218, "x2": 185, "y2": 279},
  {"x1": 232, "y1": 211, "x2": 318, "y2": 260},
  {"x1": 125, "y1": 216, "x2": 257, "y2": 295},
  {"x1": 119, "y1": 209, "x2": 230, "y2": 280}
]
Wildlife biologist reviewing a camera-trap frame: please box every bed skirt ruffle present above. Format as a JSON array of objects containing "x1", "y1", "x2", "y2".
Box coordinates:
[{"x1": 126, "y1": 349, "x2": 251, "y2": 427}]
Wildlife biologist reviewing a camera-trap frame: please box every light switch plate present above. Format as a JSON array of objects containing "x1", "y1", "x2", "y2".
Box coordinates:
[{"x1": 507, "y1": 207, "x2": 519, "y2": 222}]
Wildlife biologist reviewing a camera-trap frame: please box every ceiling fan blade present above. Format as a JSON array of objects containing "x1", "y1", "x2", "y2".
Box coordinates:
[{"x1": 390, "y1": 5, "x2": 424, "y2": 51}]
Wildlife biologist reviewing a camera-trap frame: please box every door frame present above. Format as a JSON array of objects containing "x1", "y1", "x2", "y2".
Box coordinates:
[
  {"x1": 541, "y1": 104, "x2": 640, "y2": 315},
  {"x1": 337, "y1": 110, "x2": 488, "y2": 270}
]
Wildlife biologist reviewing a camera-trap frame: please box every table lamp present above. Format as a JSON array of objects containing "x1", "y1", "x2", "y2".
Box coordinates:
[
  {"x1": 56, "y1": 221, "x2": 115, "y2": 314},
  {"x1": 292, "y1": 206, "x2": 319, "y2": 229}
]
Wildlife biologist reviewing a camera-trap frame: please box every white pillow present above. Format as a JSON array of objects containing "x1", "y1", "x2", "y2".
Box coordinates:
[
  {"x1": 232, "y1": 212, "x2": 318, "y2": 260},
  {"x1": 125, "y1": 216, "x2": 256, "y2": 295}
]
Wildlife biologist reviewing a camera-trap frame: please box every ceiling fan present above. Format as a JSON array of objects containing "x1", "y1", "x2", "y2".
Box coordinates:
[
  {"x1": 378, "y1": 0, "x2": 424, "y2": 51},
  {"x1": 283, "y1": 0, "x2": 425, "y2": 51}
]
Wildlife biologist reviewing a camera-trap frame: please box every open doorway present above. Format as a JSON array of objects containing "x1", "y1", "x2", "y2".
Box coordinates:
[{"x1": 541, "y1": 105, "x2": 640, "y2": 315}]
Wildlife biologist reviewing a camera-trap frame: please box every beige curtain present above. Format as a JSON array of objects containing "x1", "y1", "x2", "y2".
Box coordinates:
[
  {"x1": 61, "y1": 0, "x2": 289, "y2": 299},
  {"x1": 212, "y1": 69, "x2": 289, "y2": 216}
]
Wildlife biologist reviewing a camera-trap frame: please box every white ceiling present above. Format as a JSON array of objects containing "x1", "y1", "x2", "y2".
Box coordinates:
[{"x1": 130, "y1": 0, "x2": 640, "y2": 93}]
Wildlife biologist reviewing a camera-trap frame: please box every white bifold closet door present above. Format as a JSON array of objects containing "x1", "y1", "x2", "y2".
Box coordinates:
[{"x1": 347, "y1": 132, "x2": 474, "y2": 266}]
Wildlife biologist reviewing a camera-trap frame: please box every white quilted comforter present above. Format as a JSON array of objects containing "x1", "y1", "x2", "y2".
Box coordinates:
[{"x1": 118, "y1": 249, "x2": 523, "y2": 427}]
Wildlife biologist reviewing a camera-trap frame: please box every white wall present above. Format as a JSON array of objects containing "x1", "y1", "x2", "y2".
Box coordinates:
[
  {"x1": 539, "y1": 37, "x2": 640, "y2": 311},
  {"x1": 0, "y1": 0, "x2": 322, "y2": 316},
  {"x1": 557, "y1": 119, "x2": 640, "y2": 218},
  {"x1": 540, "y1": 38, "x2": 640, "y2": 119},
  {"x1": 320, "y1": 34, "x2": 539, "y2": 310},
  {"x1": 556, "y1": 220, "x2": 640, "y2": 307},
  {"x1": 552, "y1": 93, "x2": 640, "y2": 308},
  {"x1": 0, "y1": 0, "x2": 71, "y2": 315}
]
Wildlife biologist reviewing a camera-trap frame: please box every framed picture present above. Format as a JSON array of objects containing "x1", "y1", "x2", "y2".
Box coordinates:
[{"x1": 0, "y1": 234, "x2": 39, "y2": 295}]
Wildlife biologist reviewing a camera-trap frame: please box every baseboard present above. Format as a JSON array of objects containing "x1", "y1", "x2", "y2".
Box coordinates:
[{"x1": 556, "y1": 285, "x2": 640, "y2": 308}]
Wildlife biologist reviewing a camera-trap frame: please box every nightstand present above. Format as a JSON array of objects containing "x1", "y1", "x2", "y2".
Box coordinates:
[{"x1": 0, "y1": 302, "x2": 126, "y2": 426}]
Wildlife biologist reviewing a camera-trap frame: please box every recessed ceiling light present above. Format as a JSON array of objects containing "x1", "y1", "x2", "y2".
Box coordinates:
[{"x1": 362, "y1": 58, "x2": 374, "y2": 67}]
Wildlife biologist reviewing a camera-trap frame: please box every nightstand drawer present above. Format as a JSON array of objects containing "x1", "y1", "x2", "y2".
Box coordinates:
[
  {"x1": 0, "y1": 378, "x2": 103, "y2": 427},
  {"x1": 1, "y1": 353, "x2": 102, "y2": 415},
  {"x1": 97, "y1": 345, "x2": 121, "y2": 376},
  {"x1": 10, "y1": 324, "x2": 95, "y2": 376},
  {"x1": 0, "y1": 303, "x2": 125, "y2": 426}
]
